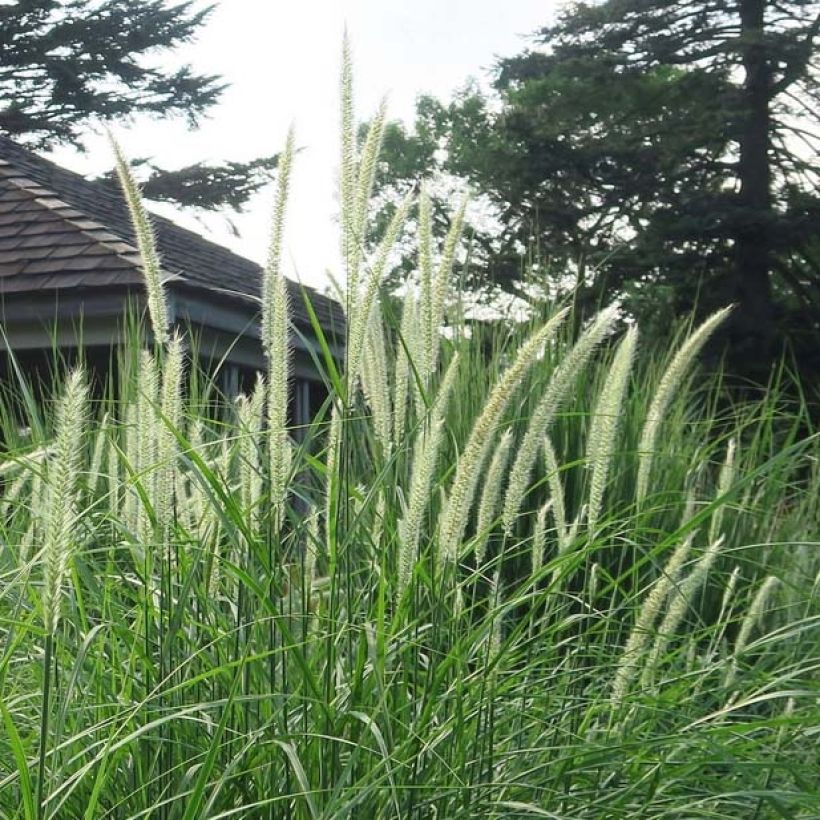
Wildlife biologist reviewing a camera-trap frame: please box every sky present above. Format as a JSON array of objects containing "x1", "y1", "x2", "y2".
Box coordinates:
[{"x1": 51, "y1": 0, "x2": 558, "y2": 290}]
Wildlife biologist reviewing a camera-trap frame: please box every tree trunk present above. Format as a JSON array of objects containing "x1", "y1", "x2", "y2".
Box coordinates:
[{"x1": 732, "y1": 0, "x2": 774, "y2": 371}]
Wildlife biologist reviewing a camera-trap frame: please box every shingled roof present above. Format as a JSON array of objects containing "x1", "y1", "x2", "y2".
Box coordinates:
[{"x1": 0, "y1": 135, "x2": 343, "y2": 331}]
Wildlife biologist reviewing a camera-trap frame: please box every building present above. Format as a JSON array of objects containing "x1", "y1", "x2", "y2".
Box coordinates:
[{"x1": 0, "y1": 135, "x2": 344, "y2": 423}]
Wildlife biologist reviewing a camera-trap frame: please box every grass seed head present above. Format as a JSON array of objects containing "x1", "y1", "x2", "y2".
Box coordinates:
[
  {"x1": 41, "y1": 369, "x2": 87, "y2": 634},
  {"x1": 636, "y1": 306, "x2": 732, "y2": 506},
  {"x1": 587, "y1": 325, "x2": 638, "y2": 534},
  {"x1": 110, "y1": 135, "x2": 169, "y2": 346},
  {"x1": 503, "y1": 305, "x2": 618, "y2": 535},
  {"x1": 439, "y1": 308, "x2": 569, "y2": 564}
]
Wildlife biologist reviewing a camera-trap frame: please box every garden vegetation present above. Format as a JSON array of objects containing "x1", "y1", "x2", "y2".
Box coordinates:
[{"x1": 0, "y1": 44, "x2": 818, "y2": 818}]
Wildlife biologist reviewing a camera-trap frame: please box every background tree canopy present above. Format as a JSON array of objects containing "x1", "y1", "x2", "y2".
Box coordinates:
[
  {"x1": 0, "y1": 0, "x2": 278, "y2": 211},
  {"x1": 373, "y1": 0, "x2": 820, "y2": 380}
]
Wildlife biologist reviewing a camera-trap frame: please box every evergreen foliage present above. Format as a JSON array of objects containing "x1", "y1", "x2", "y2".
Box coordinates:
[
  {"x1": 372, "y1": 0, "x2": 820, "y2": 377},
  {"x1": 0, "y1": 0, "x2": 278, "y2": 210}
]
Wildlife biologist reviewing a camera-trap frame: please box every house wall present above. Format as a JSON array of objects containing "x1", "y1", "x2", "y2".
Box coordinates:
[{"x1": 0, "y1": 292, "x2": 335, "y2": 439}]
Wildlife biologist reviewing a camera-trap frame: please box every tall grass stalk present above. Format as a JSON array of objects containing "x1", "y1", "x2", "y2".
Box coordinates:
[
  {"x1": 37, "y1": 369, "x2": 87, "y2": 820},
  {"x1": 263, "y1": 126, "x2": 295, "y2": 526}
]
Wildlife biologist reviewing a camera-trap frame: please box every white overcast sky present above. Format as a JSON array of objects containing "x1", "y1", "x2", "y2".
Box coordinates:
[{"x1": 50, "y1": 0, "x2": 558, "y2": 290}]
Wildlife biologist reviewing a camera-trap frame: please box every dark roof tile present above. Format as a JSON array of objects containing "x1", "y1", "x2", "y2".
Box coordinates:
[
  {"x1": 36, "y1": 272, "x2": 101, "y2": 289},
  {"x1": 80, "y1": 229, "x2": 125, "y2": 244},
  {"x1": 0, "y1": 236, "x2": 25, "y2": 251},
  {"x1": 12, "y1": 231, "x2": 71, "y2": 249},
  {"x1": 0, "y1": 215, "x2": 24, "y2": 231},
  {"x1": 0, "y1": 269, "x2": 144, "y2": 291},
  {"x1": 34, "y1": 197, "x2": 71, "y2": 209},
  {"x1": 0, "y1": 261, "x2": 26, "y2": 277},
  {"x1": 0, "y1": 249, "x2": 35, "y2": 264},
  {"x1": 46, "y1": 242, "x2": 93, "y2": 259},
  {"x1": 19, "y1": 220, "x2": 64, "y2": 237},
  {"x1": 0, "y1": 188, "x2": 30, "y2": 203},
  {"x1": 66, "y1": 218, "x2": 106, "y2": 231},
  {"x1": 8, "y1": 245, "x2": 55, "y2": 262},
  {"x1": 23, "y1": 255, "x2": 106, "y2": 274},
  {"x1": 0, "y1": 198, "x2": 25, "y2": 216}
]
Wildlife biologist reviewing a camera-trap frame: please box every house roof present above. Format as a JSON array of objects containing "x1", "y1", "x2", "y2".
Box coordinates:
[{"x1": 0, "y1": 135, "x2": 343, "y2": 332}]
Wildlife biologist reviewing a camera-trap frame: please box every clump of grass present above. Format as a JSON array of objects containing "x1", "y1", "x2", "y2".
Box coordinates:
[{"x1": 0, "y1": 44, "x2": 817, "y2": 820}]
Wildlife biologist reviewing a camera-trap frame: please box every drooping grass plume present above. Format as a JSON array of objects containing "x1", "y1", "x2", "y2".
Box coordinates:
[
  {"x1": 503, "y1": 306, "x2": 618, "y2": 535},
  {"x1": 355, "y1": 96, "x2": 388, "y2": 240},
  {"x1": 418, "y1": 183, "x2": 435, "y2": 388},
  {"x1": 347, "y1": 189, "x2": 413, "y2": 387},
  {"x1": 156, "y1": 333, "x2": 184, "y2": 536},
  {"x1": 397, "y1": 418, "x2": 442, "y2": 595},
  {"x1": 236, "y1": 374, "x2": 266, "y2": 528},
  {"x1": 726, "y1": 574, "x2": 781, "y2": 688},
  {"x1": 397, "y1": 353, "x2": 460, "y2": 595},
  {"x1": 361, "y1": 304, "x2": 393, "y2": 455},
  {"x1": 125, "y1": 349, "x2": 160, "y2": 547},
  {"x1": 439, "y1": 308, "x2": 569, "y2": 565},
  {"x1": 109, "y1": 135, "x2": 169, "y2": 346},
  {"x1": 642, "y1": 536, "x2": 725, "y2": 687},
  {"x1": 262, "y1": 126, "x2": 295, "y2": 359},
  {"x1": 324, "y1": 401, "x2": 343, "y2": 546},
  {"x1": 474, "y1": 428, "x2": 514, "y2": 566},
  {"x1": 611, "y1": 533, "x2": 695, "y2": 706},
  {"x1": 587, "y1": 325, "x2": 638, "y2": 534},
  {"x1": 340, "y1": 31, "x2": 358, "y2": 296},
  {"x1": 542, "y1": 435, "x2": 568, "y2": 556},
  {"x1": 530, "y1": 499, "x2": 550, "y2": 584},
  {"x1": 636, "y1": 306, "x2": 732, "y2": 506},
  {"x1": 709, "y1": 438, "x2": 737, "y2": 544},
  {"x1": 432, "y1": 195, "x2": 468, "y2": 347},
  {"x1": 393, "y1": 292, "x2": 418, "y2": 447},
  {"x1": 37, "y1": 368, "x2": 87, "y2": 820}
]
